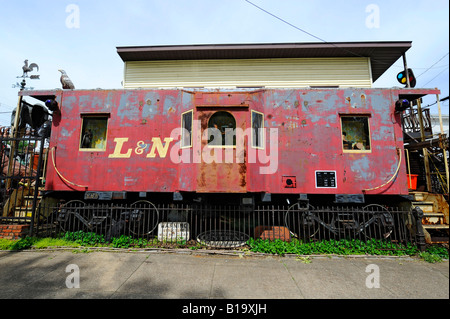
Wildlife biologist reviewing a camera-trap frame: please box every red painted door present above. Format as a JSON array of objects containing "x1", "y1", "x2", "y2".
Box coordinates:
[{"x1": 196, "y1": 107, "x2": 247, "y2": 193}]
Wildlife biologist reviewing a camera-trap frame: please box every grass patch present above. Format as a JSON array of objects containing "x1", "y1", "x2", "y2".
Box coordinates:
[
  {"x1": 246, "y1": 238, "x2": 448, "y2": 262},
  {"x1": 246, "y1": 238, "x2": 420, "y2": 257},
  {"x1": 0, "y1": 238, "x2": 15, "y2": 250},
  {"x1": 32, "y1": 238, "x2": 80, "y2": 249},
  {"x1": 1, "y1": 231, "x2": 448, "y2": 263},
  {"x1": 0, "y1": 231, "x2": 192, "y2": 252}
]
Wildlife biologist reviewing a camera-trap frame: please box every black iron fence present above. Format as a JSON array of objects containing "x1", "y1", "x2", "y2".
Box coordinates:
[
  {"x1": 1, "y1": 127, "x2": 46, "y2": 228},
  {"x1": 1, "y1": 128, "x2": 424, "y2": 249},
  {"x1": 30, "y1": 201, "x2": 419, "y2": 249}
]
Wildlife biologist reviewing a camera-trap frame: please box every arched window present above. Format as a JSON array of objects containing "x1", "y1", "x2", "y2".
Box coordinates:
[{"x1": 207, "y1": 111, "x2": 236, "y2": 146}]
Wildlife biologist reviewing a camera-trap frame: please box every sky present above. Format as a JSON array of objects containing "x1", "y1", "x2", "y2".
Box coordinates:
[{"x1": 0, "y1": 0, "x2": 448, "y2": 126}]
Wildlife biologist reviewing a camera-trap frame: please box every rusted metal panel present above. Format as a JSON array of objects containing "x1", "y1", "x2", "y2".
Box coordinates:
[
  {"x1": 19, "y1": 87, "x2": 440, "y2": 197},
  {"x1": 45, "y1": 89, "x2": 194, "y2": 194},
  {"x1": 259, "y1": 88, "x2": 407, "y2": 195}
]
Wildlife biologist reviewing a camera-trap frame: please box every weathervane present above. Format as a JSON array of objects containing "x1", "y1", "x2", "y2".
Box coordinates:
[{"x1": 12, "y1": 59, "x2": 40, "y2": 90}]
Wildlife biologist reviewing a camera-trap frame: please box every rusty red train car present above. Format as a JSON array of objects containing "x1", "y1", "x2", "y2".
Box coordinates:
[{"x1": 20, "y1": 86, "x2": 439, "y2": 207}]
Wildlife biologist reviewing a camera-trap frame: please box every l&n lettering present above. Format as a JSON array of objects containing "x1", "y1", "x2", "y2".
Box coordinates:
[{"x1": 108, "y1": 137, "x2": 174, "y2": 159}]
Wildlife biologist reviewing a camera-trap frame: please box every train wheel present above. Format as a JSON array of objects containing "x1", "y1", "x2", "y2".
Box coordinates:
[
  {"x1": 360, "y1": 204, "x2": 394, "y2": 240},
  {"x1": 285, "y1": 203, "x2": 319, "y2": 239},
  {"x1": 128, "y1": 200, "x2": 159, "y2": 237},
  {"x1": 57, "y1": 200, "x2": 89, "y2": 233}
]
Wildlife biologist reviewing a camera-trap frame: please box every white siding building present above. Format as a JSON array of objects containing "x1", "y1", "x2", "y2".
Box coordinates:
[{"x1": 117, "y1": 42, "x2": 413, "y2": 89}]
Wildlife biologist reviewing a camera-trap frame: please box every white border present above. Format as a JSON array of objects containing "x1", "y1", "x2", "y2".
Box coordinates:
[{"x1": 315, "y1": 170, "x2": 338, "y2": 189}]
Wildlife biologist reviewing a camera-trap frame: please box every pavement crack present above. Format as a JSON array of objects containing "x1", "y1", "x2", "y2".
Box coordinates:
[
  {"x1": 110, "y1": 255, "x2": 148, "y2": 298},
  {"x1": 281, "y1": 261, "x2": 306, "y2": 298},
  {"x1": 209, "y1": 263, "x2": 217, "y2": 298}
]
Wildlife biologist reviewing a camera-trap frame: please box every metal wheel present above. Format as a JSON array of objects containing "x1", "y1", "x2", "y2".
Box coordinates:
[
  {"x1": 57, "y1": 200, "x2": 89, "y2": 232},
  {"x1": 330, "y1": 209, "x2": 360, "y2": 236},
  {"x1": 285, "y1": 203, "x2": 319, "y2": 239},
  {"x1": 128, "y1": 200, "x2": 159, "y2": 236},
  {"x1": 360, "y1": 204, "x2": 394, "y2": 239}
]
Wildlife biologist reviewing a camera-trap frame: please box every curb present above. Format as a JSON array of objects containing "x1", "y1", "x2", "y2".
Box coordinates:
[{"x1": 3, "y1": 246, "x2": 427, "y2": 261}]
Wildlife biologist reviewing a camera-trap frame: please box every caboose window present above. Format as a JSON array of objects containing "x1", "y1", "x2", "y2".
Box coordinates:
[
  {"x1": 251, "y1": 110, "x2": 264, "y2": 149},
  {"x1": 181, "y1": 110, "x2": 193, "y2": 148},
  {"x1": 341, "y1": 116, "x2": 371, "y2": 152},
  {"x1": 207, "y1": 111, "x2": 236, "y2": 147},
  {"x1": 80, "y1": 116, "x2": 108, "y2": 151}
]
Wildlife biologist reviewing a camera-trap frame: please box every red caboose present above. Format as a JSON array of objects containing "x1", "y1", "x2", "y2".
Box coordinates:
[
  {"x1": 22, "y1": 86, "x2": 439, "y2": 206},
  {"x1": 19, "y1": 42, "x2": 444, "y2": 208},
  {"x1": 9, "y1": 42, "x2": 447, "y2": 244}
]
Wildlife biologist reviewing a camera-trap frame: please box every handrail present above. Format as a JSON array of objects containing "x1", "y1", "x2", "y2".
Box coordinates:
[
  {"x1": 51, "y1": 147, "x2": 88, "y2": 189},
  {"x1": 363, "y1": 148, "x2": 402, "y2": 193}
]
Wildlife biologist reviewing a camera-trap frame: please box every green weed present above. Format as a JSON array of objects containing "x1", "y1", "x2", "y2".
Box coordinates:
[
  {"x1": 1, "y1": 231, "x2": 447, "y2": 264},
  {"x1": 246, "y1": 238, "x2": 422, "y2": 258},
  {"x1": 62, "y1": 231, "x2": 106, "y2": 246},
  {"x1": 419, "y1": 252, "x2": 443, "y2": 263}
]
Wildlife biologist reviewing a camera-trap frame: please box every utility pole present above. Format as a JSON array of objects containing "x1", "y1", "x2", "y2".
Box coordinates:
[{"x1": 402, "y1": 53, "x2": 411, "y2": 88}]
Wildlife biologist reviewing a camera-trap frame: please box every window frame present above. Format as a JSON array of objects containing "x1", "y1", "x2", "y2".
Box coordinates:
[
  {"x1": 251, "y1": 110, "x2": 265, "y2": 150},
  {"x1": 181, "y1": 109, "x2": 193, "y2": 149},
  {"x1": 79, "y1": 115, "x2": 109, "y2": 152},
  {"x1": 340, "y1": 115, "x2": 372, "y2": 154},
  {"x1": 207, "y1": 111, "x2": 237, "y2": 149}
]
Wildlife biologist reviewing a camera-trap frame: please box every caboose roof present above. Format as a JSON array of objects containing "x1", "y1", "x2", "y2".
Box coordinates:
[{"x1": 116, "y1": 41, "x2": 412, "y2": 82}]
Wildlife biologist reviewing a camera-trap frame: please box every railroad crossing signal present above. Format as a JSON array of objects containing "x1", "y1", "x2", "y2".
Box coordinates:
[{"x1": 397, "y1": 68, "x2": 416, "y2": 88}]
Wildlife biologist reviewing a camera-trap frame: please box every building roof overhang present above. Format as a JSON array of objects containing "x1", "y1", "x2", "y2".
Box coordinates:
[{"x1": 117, "y1": 41, "x2": 412, "y2": 82}]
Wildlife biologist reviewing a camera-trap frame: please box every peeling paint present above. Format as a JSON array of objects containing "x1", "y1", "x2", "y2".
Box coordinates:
[
  {"x1": 118, "y1": 92, "x2": 140, "y2": 121},
  {"x1": 60, "y1": 127, "x2": 76, "y2": 138},
  {"x1": 34, "y1": 87, "x2": 423, "y2": 196},
  {"x1": 351, "y1": 157, "x2": 375, "y2": 181}
]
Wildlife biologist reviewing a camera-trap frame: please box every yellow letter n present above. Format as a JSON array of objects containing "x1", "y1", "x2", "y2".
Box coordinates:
[{"x1": 147, "y1": 137, "x2": 174, "y2": 158}]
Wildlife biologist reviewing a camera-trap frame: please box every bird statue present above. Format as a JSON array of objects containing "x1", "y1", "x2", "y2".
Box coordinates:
[
  {"x1": 58, "y1": 69, "x2": 75, "y2": 89},
  {"x1": 22, "y1": 59, "x2": 39, "y2": 77}
]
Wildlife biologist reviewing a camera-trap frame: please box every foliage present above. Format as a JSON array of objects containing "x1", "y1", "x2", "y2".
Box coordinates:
[
  {"x1": 111, "y1": 235, "x2": 136, "y2": 248},
  {"x1": 418, "y1": 245, "x2": 449, "y2": 263},
  {"x1": 296, "y1": 256, "x2": 312, "y2": 264},
  {"x1": 419, "y1": 251, "x2": 443, "y2": 263},
  {"x1": 62, "y1": 231, "x2": 155, "y2": 249},
  {"x1": 424, "y1": 245, "x2": 449, "y2": 259},
  {"x1": 0, "y1": 238, "x2": 15, "y2": 250},
  {"x1": 32, "y1": 237, "x2": 79, "y2": 249},
  {"x1": 1, "y1": 231, "x2": 447, "y2": 264},
  {"x1": 62, "y1": 231, "x2": 106, "y2": 246},
  {"x1": 246, "y1": 238, "x2": 421, "y2": 257},
  {"x1": 10, "y1": 236, "x2": 38, "y2": 250},
  {"x1": 0, "y1": 237, "x2": 38, "y2": 250}
]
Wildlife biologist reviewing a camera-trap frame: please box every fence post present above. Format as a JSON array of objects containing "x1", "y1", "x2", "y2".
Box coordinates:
[
  {"x1": 412, "y1": 207, "x2": 426, "y2": 251},
  {"x1": 29, "y1": 136, "x2": 46, "y2": 237}
]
